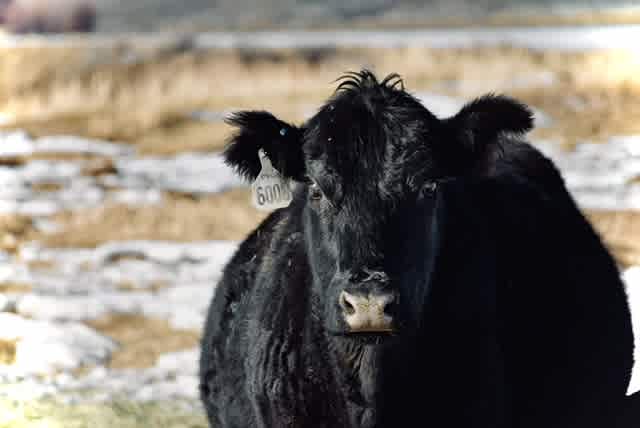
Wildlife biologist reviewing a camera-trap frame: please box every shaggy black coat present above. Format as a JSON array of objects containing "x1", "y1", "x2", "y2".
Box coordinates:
[{"x1": 199, "y1": 70, "x2": 636, "y2": 428}]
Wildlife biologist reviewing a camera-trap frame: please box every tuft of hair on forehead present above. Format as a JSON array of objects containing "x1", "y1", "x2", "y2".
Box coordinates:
[
  {"x1": 334, "y1": 70, "x2": 405, "y2": 94},
  {"x1": 331, "y1": 70, "x2": 409, "y2": 113},
  {"x1": 305, "y1": 69, "x2": 438, "y2": 201},
  {"x1": 306, "y1": 70, "x2": 414, "y2": 162}
]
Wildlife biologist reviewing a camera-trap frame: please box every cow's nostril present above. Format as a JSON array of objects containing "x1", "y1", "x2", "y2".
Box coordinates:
[{"x1": 339, "y1": 291, "x2": 356, "y2": 315}]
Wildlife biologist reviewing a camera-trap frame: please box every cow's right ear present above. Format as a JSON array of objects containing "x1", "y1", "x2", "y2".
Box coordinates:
[{"x1": 224, "y1": 111, "x2": 306, "y2": 181}]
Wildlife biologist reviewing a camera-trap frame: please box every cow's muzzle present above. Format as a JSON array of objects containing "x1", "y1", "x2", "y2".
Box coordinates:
[{"x1": 338, "y1": 290, "x2": 395, "y2": 333}]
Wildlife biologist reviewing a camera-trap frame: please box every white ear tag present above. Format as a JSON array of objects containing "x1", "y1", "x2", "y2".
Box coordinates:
[{"x1": 251, "y1": 149, "x2": 293, "y2": 211}]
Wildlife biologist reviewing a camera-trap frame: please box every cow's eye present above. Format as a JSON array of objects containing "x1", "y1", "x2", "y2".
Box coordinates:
[{"x1": 309, "y1": 182, "x2": 324, "y2": 201}]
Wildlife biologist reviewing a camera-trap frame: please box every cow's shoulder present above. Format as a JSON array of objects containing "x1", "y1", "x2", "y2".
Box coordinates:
[
  {"x1": 479, "y1": 136, "x2": 564, "y2": 197},
  {"x1": 236, "y1": 199, "x2": 319, "y2": 426},
  {"x1": 476, "y1": 136, "x2": 578, "y2": 247},
  {"x1": 203, "y1": 201, "x2": 303, "y2": 337},
  {"x1": 200, "y1": 199, "x2": 310, "y2": 418}
]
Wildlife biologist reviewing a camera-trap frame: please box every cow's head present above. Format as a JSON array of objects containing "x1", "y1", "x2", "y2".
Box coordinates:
[{"x1": 224, "y1": 70, "x2": 533, "y2": 342}]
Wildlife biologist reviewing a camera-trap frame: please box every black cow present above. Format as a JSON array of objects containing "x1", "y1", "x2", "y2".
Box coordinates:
[{"x1": 199, "y1": 70, "x2": 636, "y2": 428}]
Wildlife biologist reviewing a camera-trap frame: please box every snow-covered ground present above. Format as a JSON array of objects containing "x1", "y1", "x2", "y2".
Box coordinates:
[
  {"x1": 0, "y1": 239, "x2": 238, "y2": 403},
  {"x1": 4, "y1": 241, "x2": 237, "y2": 325},
  {"x1": 195, "y1": 25, "x2": 640, "y2": 51},
  {"x1": 0, "y1": 93, "x2": 639, "y2": 404},
  {"x1": 4, "y1": 25, "x2": 640, "y2": 52},
  {"x1": 0, "y1": 131, "x2": 243, "y2": 218}
]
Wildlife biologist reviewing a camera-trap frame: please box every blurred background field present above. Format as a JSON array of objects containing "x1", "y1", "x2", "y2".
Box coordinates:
[
  {"x1": 2, "y1": 40, "x2": 639, "y2": 259},
  {"x1": 0, "y1": 398, "x2": 208, "y2": 427},
  {"x1": 16, "y1": 0, "x2": 640, "y2": 32},
  {"x1": 1, "y1": 1, "x2": 640, "y2": 427}
]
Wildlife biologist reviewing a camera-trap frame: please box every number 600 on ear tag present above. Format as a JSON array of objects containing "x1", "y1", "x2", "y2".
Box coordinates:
[{"x1": 251, "y1": 150, "x2": 293, "y2": 211}]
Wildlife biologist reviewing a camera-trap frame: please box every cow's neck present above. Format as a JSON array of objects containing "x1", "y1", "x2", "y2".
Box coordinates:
[
  {"x1": 306, "y1": 290, "x2": 383, "y2": 427},
  {"x1": 328, "y1": 334, "x2": 383, "y2": 427}
]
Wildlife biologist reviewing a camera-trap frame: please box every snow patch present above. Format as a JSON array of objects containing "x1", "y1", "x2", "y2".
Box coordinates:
[
  {"x1": 193, "y1": 26, "x2": 640, "y2": 51},
  {"x1": 113, "y1": 153, "x2": 243, "y2": 195},
  {"x1": 542, "y1": 137, "x2": 640, "y2": 211},
  {"x1": 0, "y1": 131, "x2": 134, "y2": 158},
  {"x1": 1, "y1": 348, "x2": 204, "y2": 403},
  {"x1": 0, "y1": 132, "x2": 242, "y2": 216},
  {"x1": 0, "y1": 313, "x2": 117, "y2": 378},
  {"x1": 5, "y1": 241, "x2": 236, "y2": 322}
]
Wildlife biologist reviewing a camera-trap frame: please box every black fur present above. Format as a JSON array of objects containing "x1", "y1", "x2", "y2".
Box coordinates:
[
  {"x1": 224, "y1": 111, "x2": 305, "y2": 181},
  {"x1": 618, "y1": 391, "x2": 640, "y2": 427},
  {"x1": 200, "y1": 70, "x2": 635, "y2": 428}
]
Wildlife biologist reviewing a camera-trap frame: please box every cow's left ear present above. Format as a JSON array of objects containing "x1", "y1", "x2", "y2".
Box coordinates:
[
  {"x1": 224, "y1": 111, "x2": 306, "y2": 181},
  {"x1": 444, "y1": 95, "x2": 534, "y2": 169}
]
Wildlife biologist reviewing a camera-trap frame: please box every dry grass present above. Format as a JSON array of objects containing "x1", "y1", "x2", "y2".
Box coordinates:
[
  {"x1": 0, "y1": 398, "x2": 207, "y2": 428},
  {"x1": 0, "y1": 45, "x2": 338, "y2": 143},
  {"x1": 29, "y1": 187, "x2": 640, "y2": 269},
  {"x1": 0, "y1": 214, "x2": 33, "y2": 234},
  {"x1": 2, "y1": 42, "x2": 640, "y2": 263},
  {"x1": 81, "y1": 158, "x2": 117, "y2": 176},
  {"x1": 3, "y1": 39, "x2": 638, "y2": 428},
  {"x1": 487, "y1": 9, "x2": 640, "y2": 28},
  {"x1": 0, "y1": 214, "x2": 34, "y2": 252},
  {"x1": 116, "y1": 281, "x2": 169, "y2": 293},
  {"x1": 36, "y1": 188, "x2": 266, "y2": 248},
  {"x1": 25, "y1": 260, "x2": 57, "y2": 271},
  {"x1": 587, "y1": 210, "x2": 640, "y2": 268},
  {"x1": 133, "y1": 119, "x2": 231, "y2": 156},
  {"x1": 513, "y1": 82, "x2": 640, "y2": 148},
  {"x1": 1, "y1": 43, "x2": 639, "y2": 154},
  {"x1": 0, "y1": 151, "x2": 109, "y2": 167},
  {"x1": 0, "y1": 282, "x2": 32, "y2": 293},
  {"x1": 87, "y1": 314, "x2": 200, "y2": 370},
  {"x1": 0, "y1": 340, "x2": 17, "y2": 365},
  {"x1": 334, "y1": 9, "x2": 640, "y2": 30},
  {"x1": 30, "y1": 182, "x2": 64, "y2": 192}
]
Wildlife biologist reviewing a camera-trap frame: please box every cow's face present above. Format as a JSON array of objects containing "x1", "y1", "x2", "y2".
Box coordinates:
[
  {"x1": 224, "y1": 70, "x2": 533, "y2": 342},
  {"x1": 300, "y1": 73, "x2": 445, "y2": 340},
  {"x1": 301, "y1": 166, "x2": 445, "y2": 342}
]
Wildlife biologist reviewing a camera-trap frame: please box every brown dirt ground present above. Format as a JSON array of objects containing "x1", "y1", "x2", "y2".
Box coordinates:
[
  {"x1": 36, "y1": 188, "x2": 267, "y2": 248},
  {"x1": 87, "y1": 314, "x2": 201, "y2": 369}
]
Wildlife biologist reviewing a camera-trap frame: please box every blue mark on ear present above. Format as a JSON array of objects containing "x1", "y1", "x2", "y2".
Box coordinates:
[{"x1": 280, "y1": 128, "x2": 287, "y2": 136}]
